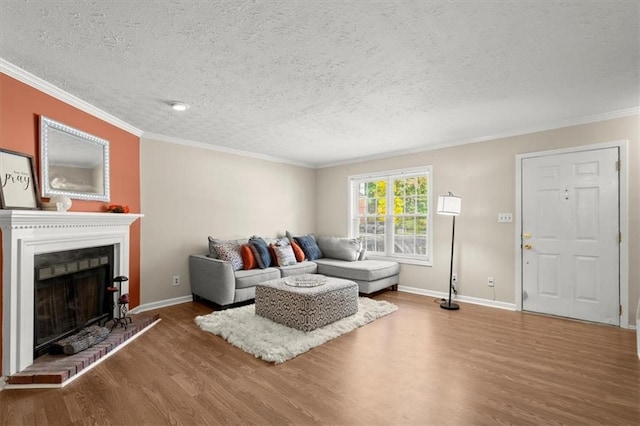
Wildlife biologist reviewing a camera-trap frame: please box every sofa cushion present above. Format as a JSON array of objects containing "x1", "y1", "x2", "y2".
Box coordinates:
[
  {"x1": 277, "y1": 261, "x2": 318, "y2": 277},
  {"x1": 240, "y1": 244, "x2": 257, "y2": 270},
  {"x1": 317, "y1": 236, "x2": 360, "y2": 261},
  {"x1": 294, "y1": 234, "x2": 323, "y2": 260},
  {"x1": 234, "y1": 268, "x2": 280, "y2": 289},
  {"x1": 313, "y1": 258, "x2": 400, "y2": 282},
  {"x1": 249, "y1": 236, "x2": 272, "y2": 268},
  {"x1": 273, "y1": 244, "x2": 297, "y2": 266},
  {"x1": 213, "y1": 243, "x2": 244, "y2": 271}
]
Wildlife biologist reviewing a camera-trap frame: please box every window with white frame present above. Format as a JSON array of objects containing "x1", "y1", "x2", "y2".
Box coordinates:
[{"x1": 348, "y1": 166, "x2": 433, "y2": 264}]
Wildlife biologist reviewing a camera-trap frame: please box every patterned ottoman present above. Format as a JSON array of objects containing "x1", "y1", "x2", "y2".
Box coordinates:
[{"x1": 255, "y1": 274, "x2": 358, "y2": 332}]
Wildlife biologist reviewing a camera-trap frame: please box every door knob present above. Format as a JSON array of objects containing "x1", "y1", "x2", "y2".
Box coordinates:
[{"x1": 523, "y1": 243, "x2": 533, "y2": 250}]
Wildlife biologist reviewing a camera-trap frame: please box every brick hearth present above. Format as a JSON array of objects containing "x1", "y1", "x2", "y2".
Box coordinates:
[{"x1": 7, "y1": 313, "x2": 159, "y2": 386}]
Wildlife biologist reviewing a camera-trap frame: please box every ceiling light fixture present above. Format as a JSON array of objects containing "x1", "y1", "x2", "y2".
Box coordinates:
[{"x1": 170, "y1": 101, "x2": 190, "y2": 111}]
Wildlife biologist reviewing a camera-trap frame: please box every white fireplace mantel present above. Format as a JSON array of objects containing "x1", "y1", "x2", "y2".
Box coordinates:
[{"x1": 1, "y1": 210, "x2": 142, "y2": 376}]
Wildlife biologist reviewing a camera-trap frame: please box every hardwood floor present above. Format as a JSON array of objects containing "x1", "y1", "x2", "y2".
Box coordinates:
[{"x1": 1, "y1": 291, "x2": 638, "y2": 425}]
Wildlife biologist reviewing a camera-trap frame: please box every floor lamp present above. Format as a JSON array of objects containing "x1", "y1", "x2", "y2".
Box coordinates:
[{"x1": 437, "y1": 192, "x2": 462, "y2": 310}]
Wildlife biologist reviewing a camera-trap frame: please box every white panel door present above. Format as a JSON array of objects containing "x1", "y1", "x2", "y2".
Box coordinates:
[{"x1": 521, "y1": 148, "x2": 619, "y2": 325}]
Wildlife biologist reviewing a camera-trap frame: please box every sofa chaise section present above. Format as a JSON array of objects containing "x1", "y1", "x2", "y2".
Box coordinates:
[{"x1": 313, "y1": 258, "x2": 400, "y2": 294}]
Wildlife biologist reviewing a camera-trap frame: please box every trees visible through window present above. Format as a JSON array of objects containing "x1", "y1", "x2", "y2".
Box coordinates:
[{"x1": 349, "y1": 167, "x2": 432, "y2": 263}]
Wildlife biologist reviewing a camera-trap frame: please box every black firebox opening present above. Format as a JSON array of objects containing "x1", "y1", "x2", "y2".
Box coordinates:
[{"x1": 34, "y1": 245, "x2": 114, "y2": 358}]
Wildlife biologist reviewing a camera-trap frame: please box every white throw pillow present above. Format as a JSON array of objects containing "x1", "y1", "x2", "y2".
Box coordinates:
[{"x1": 274, "y1": 244, "x2": 297, "y2": 266}]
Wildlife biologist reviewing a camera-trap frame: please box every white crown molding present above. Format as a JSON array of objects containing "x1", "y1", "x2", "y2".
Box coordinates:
[
  {"x1": 318, "y1": 107, "x2": 640, "y2": 168},
  {"x1": 0, "y1": 58, "x2": 143, "y2": 137},
  {"x1": 142, "y1": 132, "x2": 315, "y2": 168},
  {"x1": 4, "y1": 57, "x2": 636, "y2": 169}
]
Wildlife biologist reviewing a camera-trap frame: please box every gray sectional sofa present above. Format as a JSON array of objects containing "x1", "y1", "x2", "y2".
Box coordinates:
[{"x1": 189, "y1": 234, "x2": 400, "y2": 306}]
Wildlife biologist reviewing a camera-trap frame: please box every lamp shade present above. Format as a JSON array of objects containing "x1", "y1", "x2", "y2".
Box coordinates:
[{"x1": 437, "y1": 194, "x2": 461, "y2": 216}]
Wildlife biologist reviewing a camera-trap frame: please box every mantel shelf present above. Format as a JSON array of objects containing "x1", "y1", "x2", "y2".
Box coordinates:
[{"x1": 0, "y1": 210, "x2": 143, "y2": 229}]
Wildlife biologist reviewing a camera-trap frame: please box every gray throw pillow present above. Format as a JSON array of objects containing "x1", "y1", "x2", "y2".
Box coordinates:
[
  {"x1": 207, "y1": 236, "x2": 228, "y2": 258},
  {"x1": 317, "y1": 236, "x2": 360, "y2": 262},
  {"x1": 358, "y1": 247, "x2": 367, "y2": 261},
  {"x1": 285, "y1": 230, "x2": 294, "y2": 243}
]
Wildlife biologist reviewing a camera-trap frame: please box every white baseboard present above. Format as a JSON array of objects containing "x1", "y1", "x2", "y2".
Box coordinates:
[
  {"x1": 397, "y1": 285, "x2": 517, "y2": 311},
  {"x1": 131, "y1": 289, "x2": 517, "y2": 313},
  {"x1": 130, "y1": 295, "x2": 193, "y2": 314},
  {"x1": 127, "y1": 290, "x2": 636, "y2": 329}
]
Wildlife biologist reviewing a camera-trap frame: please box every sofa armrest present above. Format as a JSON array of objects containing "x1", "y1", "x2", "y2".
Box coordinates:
[{"x1": 189, "y1": 254, "x2": 236, "y2": 306}]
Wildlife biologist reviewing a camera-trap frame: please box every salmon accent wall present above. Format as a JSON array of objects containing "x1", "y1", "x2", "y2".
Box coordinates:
[{"x1": 0, "y1": 73, "x2": 141, "y2": 374}]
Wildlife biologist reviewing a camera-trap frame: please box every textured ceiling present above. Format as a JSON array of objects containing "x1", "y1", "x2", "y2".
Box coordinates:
[{"x1": 1, "y1": 1, "x2": 638, "y2": 167}]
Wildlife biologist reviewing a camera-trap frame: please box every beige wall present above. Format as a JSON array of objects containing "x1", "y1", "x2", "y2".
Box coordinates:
[
  {"x1": 140, "y1": 138, "x2": 316, "y2": 305},
  {"x1": 316, "y1": 115, "x2": 639, "y2": 325},
  {"x1": 139, "y1": 116, "x2": 638, "y2": 324}
]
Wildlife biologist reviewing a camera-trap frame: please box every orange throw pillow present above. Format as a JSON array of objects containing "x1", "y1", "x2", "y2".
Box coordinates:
[
  {"x1": 241, "y1": 244, "x2": 257, "y2": 270},
  {"x1": 290, "y1": 241, "x2": 306, "y2": 262},
  {"x1": 268, "y1": 244, "x2": 278, "y2": 267}
]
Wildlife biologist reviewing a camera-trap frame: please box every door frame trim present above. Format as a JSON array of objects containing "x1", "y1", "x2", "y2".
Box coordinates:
[{"x1": 515, "y1": 140, "x2": 629, "y2": 328}]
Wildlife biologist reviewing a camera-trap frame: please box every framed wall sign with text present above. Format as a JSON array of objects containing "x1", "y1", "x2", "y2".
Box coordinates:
[{"x1": 0, "y1": 149, "x2": 42, "y2": 210}]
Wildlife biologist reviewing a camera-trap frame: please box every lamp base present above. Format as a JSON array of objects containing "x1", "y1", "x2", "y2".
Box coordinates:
[{"x1": 440, "y1": 301, "x2": 460, "y2": 310}]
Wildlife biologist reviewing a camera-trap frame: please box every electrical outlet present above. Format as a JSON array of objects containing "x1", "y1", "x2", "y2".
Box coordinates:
[
  {"x1": 488, "y1": 277, "x2": 495, "y2": 287},
  {"x1": 452, "y1": 273, "x2": 458, "y2": 283},
  {"x1": 172, "y1": 275, "x2": 180, "y2": 286},
  {"x1": 498, "y1": 213, "x2": 513, "y2": 223}
]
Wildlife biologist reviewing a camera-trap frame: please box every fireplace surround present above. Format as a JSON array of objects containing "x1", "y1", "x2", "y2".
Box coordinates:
[{"x1": 1, "y1": 210, "x2": 142, "y2": 377}]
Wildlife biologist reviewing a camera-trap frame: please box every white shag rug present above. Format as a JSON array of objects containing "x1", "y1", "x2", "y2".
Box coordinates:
[{"x1": 195, "y1": 297, "x2": 398, "y2": 364}]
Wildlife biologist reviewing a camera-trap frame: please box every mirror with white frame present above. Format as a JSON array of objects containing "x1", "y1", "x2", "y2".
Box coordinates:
[{"x1": 40, "y1": 116, "x2": 110, "y2": 202}]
